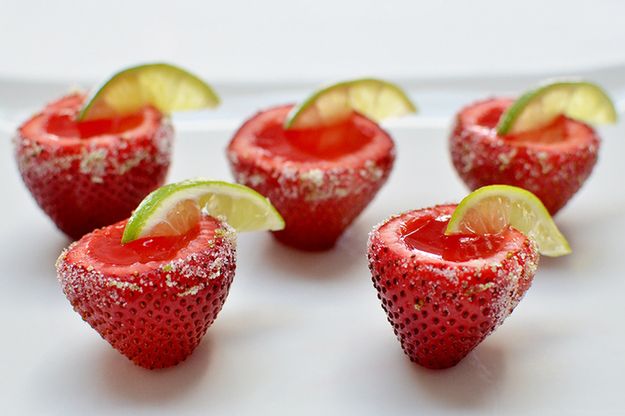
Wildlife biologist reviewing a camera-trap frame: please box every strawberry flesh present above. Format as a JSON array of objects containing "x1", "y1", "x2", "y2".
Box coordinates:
[{"x1": 368, "y1": 205, "x2": 539, "y2": 369}]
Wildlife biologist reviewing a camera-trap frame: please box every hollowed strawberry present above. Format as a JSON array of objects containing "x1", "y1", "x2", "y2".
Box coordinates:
[
  {"x1": 367, "y1": 204, "x2": 538, "y2": 369},
  {"x1": 15, "y1": 94, "x2": 173, "y2": 239},
  {"x1": 56, "y1": 216, "x2": 236, "y2": 369},
  {"x1": 449, "y1": 98, "x2": 600, "y2": 214},
  {"x1": 227, "y1": 105, "x2": 395, "y2": 250}
]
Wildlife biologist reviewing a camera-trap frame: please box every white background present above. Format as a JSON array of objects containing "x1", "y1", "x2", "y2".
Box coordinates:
[
  {"x1": 1, "y1": 1, "x2": 625, "y2": 415},
  {"x1": 1, "y1": 0, "x2": 625, "y2": 83}
]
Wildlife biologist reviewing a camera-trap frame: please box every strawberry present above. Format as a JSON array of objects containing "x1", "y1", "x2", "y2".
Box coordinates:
[
  {"x1": 449, "y1": 98, "x2": 600, "y2": 214},
  {"x1": 14, "y1": 94, "x2": 173, "y2": 239},
  {"x1": 367, "y1": 204, "x2": 539, "y2": 369},
  {"x1": 56, "y1": 216, "x2": 236, "y2": 369},
  {"x1": 227, "y1": 105, "x2": 395, "y2": 250}
]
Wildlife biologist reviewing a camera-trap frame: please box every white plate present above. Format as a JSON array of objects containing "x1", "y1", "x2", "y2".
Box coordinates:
[{"x1": 1, "y1": 79, "x2": 624, "y2": 416}]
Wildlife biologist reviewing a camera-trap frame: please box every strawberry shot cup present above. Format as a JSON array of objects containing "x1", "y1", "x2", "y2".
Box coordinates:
[
  {"x1": 15, "y1": 63, "x2": 220, "y2": 239},
  {"x1": 450, "y1": 80, "x2": 617, "y2": 214},
  {"x1": 368, "y1": 185, "x2": 571, "y2": 369},
  {"x1": 56, "y1": 179, "x2": 284, "y2": 369},
  {"x1": 228, "y1": 78, "x2": 416, "y2": 250}
]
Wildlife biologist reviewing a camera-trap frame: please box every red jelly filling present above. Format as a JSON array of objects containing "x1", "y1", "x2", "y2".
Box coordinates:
[
  {"x1": 472, "y1": 99, "x2": 583, "y2": 145},
  {"x1": 88, "y1": 222, "x2": 201, "y2": 266},
  {"x1": 252, "y1": 109, "x2": 376, "y2": 161},
  {"x1": 42, "y1": 95, "x2": 146, "y2": 140},
  {"x1": 46, "y1": 112, "x2": 145, "y2": 139},
  {"x1": 402, "y1": 213, "x2": 507, "y2": 263}
]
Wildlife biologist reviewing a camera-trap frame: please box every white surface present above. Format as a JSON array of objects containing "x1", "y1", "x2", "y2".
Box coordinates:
[
  {"x1": 2, "y1": 1, "x2": 625, "y2": 413},
  {"x1": 1, "y1": 103, "x2": 625, "y2": 415}
]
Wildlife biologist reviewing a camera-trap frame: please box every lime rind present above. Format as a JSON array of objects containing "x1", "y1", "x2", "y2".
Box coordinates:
[
  {"x1": 284, "y1": 78, "x2": 417, "y2": 129},
  {"x1": 496, "y1": 79, "x2": 617, "y2": 135},
  {"x1": 122, "y1": 179, "x2": 284, "y2": 244},
  {"x1": 446, "y1": 185, "x2": 571, "y2": 257},
  {"x1": 78, "y1": 63, "x2": 220, "y2": 121}
]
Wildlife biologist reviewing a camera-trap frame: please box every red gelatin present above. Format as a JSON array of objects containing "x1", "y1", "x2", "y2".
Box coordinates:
[
  {"x1": 255, "y1": 117, "x2": 375, "y2": 160},
  {"x1": 70, "y1": 217, "x2": 221, "y2": 275},
  {"x1": 89, "y1": 223, "x2": 201, "y2": 267},
  {"x1": 402, "y1": 213, "x2": 507, "y2": 263},
  {"x1": 15, "y1": 94, "x2": 174, "y2": 239},
  {"x1": 449, "y1": 98, "x2": 600, "y2": 214},
  {"x1": 227, "y1": 104, "x2": 395, "y2": 250}
]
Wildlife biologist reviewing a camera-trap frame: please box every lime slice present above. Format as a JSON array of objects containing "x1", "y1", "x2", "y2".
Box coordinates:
[
  {"x1": 78, "y1": 63, "x2": 220, "y2": 121},
  {"x1": 122, "y1": 179, "x2": 284, "y2": 243},
  {"x1": 446, "y1": 185, "x2": 571, "y2": 257},
  {"x1": 497, "y1": 80, "x2": 617, "y2": 135},
  {"x1": 284, "y1": 78, "x2": 417, "y2": 129}
]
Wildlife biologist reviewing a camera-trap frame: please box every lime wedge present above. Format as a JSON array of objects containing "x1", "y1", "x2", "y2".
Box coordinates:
[
  {"x1": 446, "y1": 185, "x2": 571, "y2": 257},
  {"x1": 284, "y1": 78, "x2": 417, "y2": 129},
  {"x1": 122, "y1": 179, "x2": 284, "y2": 243},
  {"x1": 497, "y1": 80, "x2": 617, "y2": 135},
  {"x1": 78, "y1": 63, "x2": 220, "y2": 121}
]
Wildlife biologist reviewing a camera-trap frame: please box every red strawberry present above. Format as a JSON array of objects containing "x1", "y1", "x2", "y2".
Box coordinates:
[
  {"x1": 227, "y1": 105, "x2": 395, "y2": 250},
  {"x1": 56, "y1": 216, "x2": 236, "y2": 369},
  {"x1": 15, "y1": 94, "x2": 173, "y2": 239},
  {"x1": 449, "y1": 98, "x2": 600, "y2": 214},
  {"x1": 367, "y1": 204, "x2": 539, "y2": 369}
]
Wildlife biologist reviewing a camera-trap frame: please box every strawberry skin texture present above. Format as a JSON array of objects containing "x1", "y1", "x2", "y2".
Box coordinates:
[
  {"x1": 449, "y1": 98, "x2": 600, "y2": 214},
  {"x1": 227, "y1": 105, "x2": 395, "y2": 251},
  {"x1": 367, "y1": 205, "x2": 539, "y2": 369},
  {"x1": 56, "y1": 217, "x2": 236, "y2": 369},
  {"x1": 15, "y1": 94, "x2": 173, "y2": 239}
]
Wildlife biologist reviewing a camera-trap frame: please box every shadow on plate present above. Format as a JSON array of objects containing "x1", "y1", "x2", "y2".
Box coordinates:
[
  {"x1": 5, "y1": 225, "x2": 69, "y2": 285},
  {"x1": 409, "y1": 342, "x2": 506, "y2": 409},
  {"x1": 256, "y1": 220, "x2": 371, "y2": 281},
  {"x1": 97, "y1": 335, "x2": 213, "y2": 403},
  {"x1": 538, "y1": 209, "x2": 621, "y2": 274}
]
